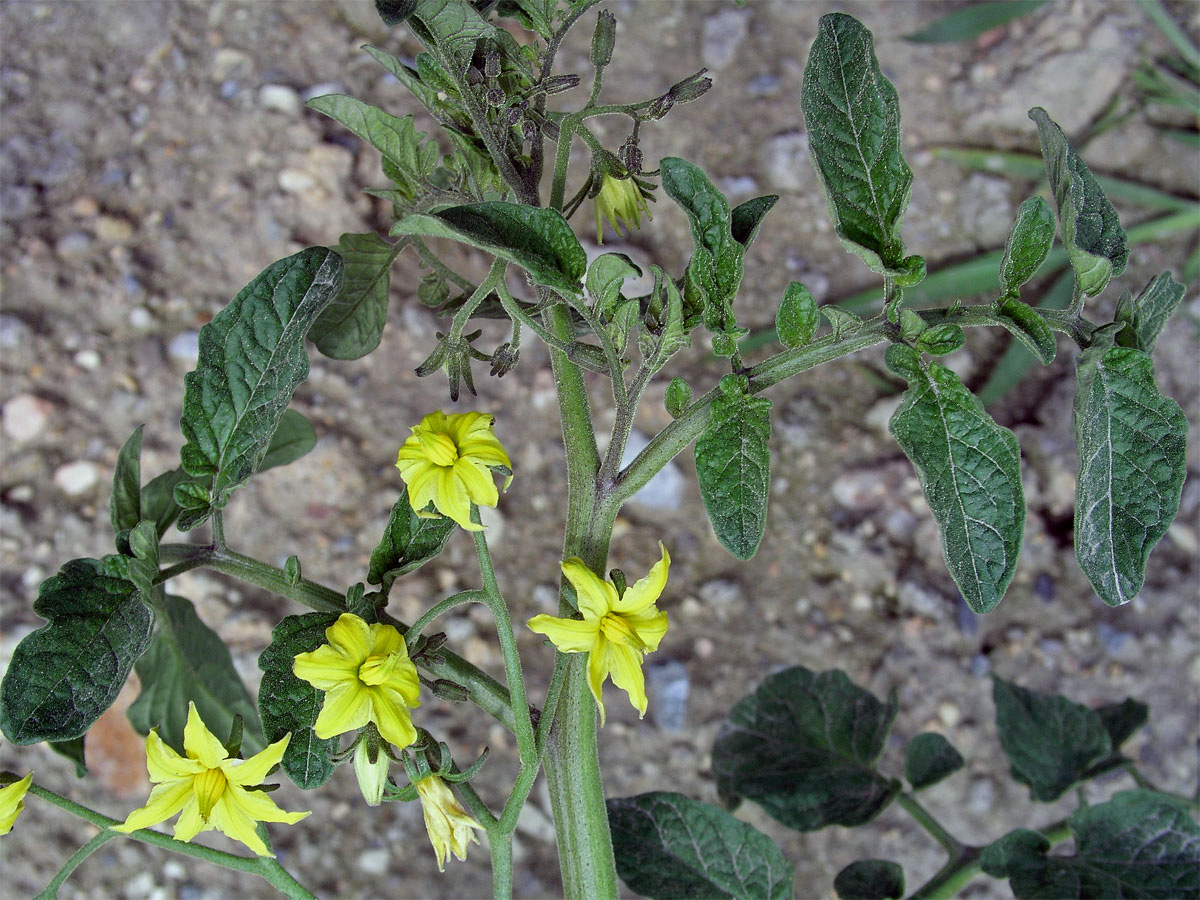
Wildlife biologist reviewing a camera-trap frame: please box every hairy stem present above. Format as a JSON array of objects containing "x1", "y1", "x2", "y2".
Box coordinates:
[{"x1": 35, "y1": 830, "x2": 118, "y2": 900}]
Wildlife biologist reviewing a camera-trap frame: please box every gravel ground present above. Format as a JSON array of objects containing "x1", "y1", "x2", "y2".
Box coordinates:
[{"x1": 1, "y1": 1, "x2": 1197, "y2": 899}]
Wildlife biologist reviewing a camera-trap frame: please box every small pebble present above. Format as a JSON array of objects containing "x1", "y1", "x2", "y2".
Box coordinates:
[
  {"x1": 356, "y1": 848, "x2": 389, "y2": 876},
  {"x1": 128, "y1": 307, "x2": 153, "y2": 330},
  {"x1": 278, "y1": 168, "x2": 315, "y2": 193},
  {"x1": 95, "y1": 214, "x2": 134, "y2": 243},
  {"x1": 53, "y1": 460, "x2": 101, "y2": 496},
  {"x1": 259, "y1": 84, "x2": 301, "y2": 116},
  {"x1": 8, "y1": 484, "x2": 34, "y2": 503},
  {"x1": 0, "y1": 314, "x2": 30, "y2": 348},
  {"x1": 71, "y1": 196, "x2": 99, "y2": 217},
  {"x1": 761, "y1": 131, "x2": 810, "y2": 192},
  {"x1": 167, "y1": 330, "x2": 200, "y2": 365},
  {"x1": 1033, "y1": 572, "x2": 1055, "y2": 603},
  {"x1": 55, "y1": 231, "x2": 92, "y2": 260},
  {"x1": 3, "y1": 393, "x2": 53, "y2": 443},
  {"x1": 73, "y1": 348, "x2": 100, "y2": 369},
  {"x1": 645, "y1": 659, "x2": 689, "y2": 731}
]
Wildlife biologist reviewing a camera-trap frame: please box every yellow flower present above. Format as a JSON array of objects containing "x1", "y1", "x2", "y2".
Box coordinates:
[
  {"x1": 594, "y1": 171, "x2": 651, "y2": 244},
  {"x1": 114, "y1": 703, "x2": 308, "y2": 857},
  {"x1": 415, "y1": 775, "x2": 483, "y2": 871},
  {"x1": 528, "y1": 544, "x2": 670, "y2": 724},
  {"x1": 394, "y1": 411, "x2": 512, "y2": 532},
  {"x1": 0, "y1": 772, "x2": 33, "y2": 836},
  {"x1": 292, "y1": 613, "x2": 421, "y2": 749}
]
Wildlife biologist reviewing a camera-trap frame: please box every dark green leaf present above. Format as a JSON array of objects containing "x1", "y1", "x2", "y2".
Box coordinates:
[
  {"x1": 179, "y1": 248, "x2": 342, "y2": 526},
  {"x1": 586, "y1": 253, "x2": 641, "y2": 315},
  {"x1": 730, "y1": 194, "x2": 780, "y2": 249},
  {"x1": 375, "y1": 0, "x2": 417, "y2": 27},
  {"x1": 392, "y1": 203, "x2": 586, "y2": 294},
  {"x1": 905, "y1": 1, "x2": 1050, "y2": 44},
  {"x1": 306, "y1": 97, "x2": 436, "y2": 202},
  {"x1": 126, "y1": 520, "x2": 159, "y2": 599},
  {"x1": 982, "y1": 791, "x2": 1200, "y2": 899},
  {"x1": 712, "y1": 666, "x2": 900, "y2": 832},
  {"x1": 110, "y1": 426, "x2": 143, "y2": 535},
  {"x1": 996, "y1": 299, "x2": 1057, "y2": 365},
  {"x1": 1126, "y1": 272, "x2": 1186, "y2": 354},
  {"x1": 915, "y1": 323, "x2": 965, "y2": 356},
  {"x1": 128, "y1": 594, "x2": 264, "y2": 756},
  {"x1": 889, "y1": 360, "x2": 1024, "y2": 613},
  {"x1": 0, "y1": 557, "x2": 152, "y2": 744},
  {"x1": 258, "y1": 409, "x2": 318, "y2": 473},
  {"x1": 834, "y1": 860, "x2": 905, "y2": 900},
  {"x1": 694, "y1": 375, "x2": 771, "y2": 560},
  {"x1": 899, "y1": 309, "x2": 927, "y2": 342},
  {"x1": 368, "y1": 492, "x2": 456, "y2": 589},
  {"x1": 511, "y1": 0, "x2": 554, "y2": 38},
  {"x1": 885, "y1": 343, "x2": 922, "y2": 381},
  {"x1": 257, "y1": 613, "x2": 341, "y2": 789},
  {"x1": 140, "y1": 468, "x2": 193, "y2": 539},
  {"x1": 608, "y1": 792, "x2": 794, "y2": 900},
  {"x1": 310, "y1": 232, "x2": 404, "y2": 360},
  {"x1": 48, "y1": 737, "x2": 87, "y2": 777},
  {"x1": 992, "y1": 677, "x2": 1112, "y2": 802},
  {"x1": 905, "y1": 733, "x2": 965, "y2": 790},
  {"x1": 1073, "y1": 347, "x2": 1187, "y2": 606},
  {"x1": 661, "y1": 157, "x2": 744, "y2": 336},
  {"x1": 979, "y1": 268, "x2": 1074, "y2": 405},
  {"x1": 1030, "y1": 108, "x2": 1128, "y2": 297},
  {"x1": 802, "y1": 13, "x2": 914, "y2": 276},
  {"x1": 776, "y1": 282, "x2": 818, "y2": 349},
  {"x1": 822, "y1": 305, "x2": 864, "y2": 339},
  {"x1": 665, "y1": 378, "x2": 692, "y2": 419},
  {"x1": 1096, "y1": 698, "x2": 1149, "y2": 749},
  {"x1": 999, "y1": 197, "x2": 1056, "y2": 299},
  {"x1": 409, "y1": 0, "x2": 498, "y2": 75}
]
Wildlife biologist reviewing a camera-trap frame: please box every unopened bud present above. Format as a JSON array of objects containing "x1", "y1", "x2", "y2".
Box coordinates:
[
  {"x1": 354, "y1": 735, "x2": 390, "y2": 807},
  {"x1": 619, "y1": 139, "x2": 643, "y2": 173},
  {"x1": 521, "y1": 119, "x2": 538, "y2": 142},
  {"x1": 646, "y1": 92, "x2": 674, "y2": 120},
  {"x1": 591, "y1": 10, "x2": 616, "y2": 69},
  {"x1": 542, "y1": 73, "x2": 582, "y2": 94},
  {"x1": 486, "y1": 88, "x2": 505, "y2": 107},
  {"x1": 503, "y1": 106, "x2": 524, "y2": 127},
  {"x1": 429, "y1": 679, "x2": 471, "y2": 703},
  {"x1": 485, "y1": 48, "x2": 500, "y2": 79},
  {"x1": 490, "y1": 343, "x2": 519, "y2": 377},
  {"x1": 668, "y1": 69, "x2": 712, "y2": 104}
]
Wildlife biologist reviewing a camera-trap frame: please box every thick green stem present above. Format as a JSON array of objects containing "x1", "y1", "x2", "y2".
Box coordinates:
[
  {"x1": 896, "y1": 792, "x2": 962, "y2": 856},
  {"x1": 490, "y1": 832, "x2": 514, "y2": 900}
]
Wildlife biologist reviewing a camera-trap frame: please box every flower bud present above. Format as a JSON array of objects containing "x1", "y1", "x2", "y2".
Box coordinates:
[
  {"x1": 484, "y1": 48, "x2": 500, "y2": 80},
  {"x1": 490, "y1": 342, "x2": 520, "y2": 378},
  {"x1": 542, "y1": 73, "x2": 582, "y2": 94},
  {"x1": 354, "y1": 734, "x2": 391, "y2": 807},
  {"x1": 429, "y1": 678, "x2": 472, "y2": 703},
  {"x1": 590, "y1": 10, "x2": 616, "y2": 69},
  {"x1": 668, "y1": 69, "x2": 713, "y2": 104}
]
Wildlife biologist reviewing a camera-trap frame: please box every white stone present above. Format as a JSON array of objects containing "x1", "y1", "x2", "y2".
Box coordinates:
[
  {"x1": 53, "y1": 460, "x2": 101, "y2": 496},
  {"x1": 2, "y1": 393, "x2": 53, "y2": 443},
  {"x1": 357, "y1": 847, "x2": 390, "y2": 875},
  {"x1": 73, "y1": 348, "x2": 101, "y2": 369},
  {"x1": 278, "y1": 168, "x2": 316, "y2": 194},
  {"x1": 128, "y1": 307, "x2": 153, "y2": 330},
  {"x1": 168, "y1": 330, "x2": 200, "y2": 366},
  {"x1": 259, "y1": 84, "x2": 301, "y2": 116}
]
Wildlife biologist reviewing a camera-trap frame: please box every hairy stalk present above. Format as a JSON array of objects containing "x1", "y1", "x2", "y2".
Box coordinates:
[{"x1": 35, "y1": 830, "x2": 118, "y2": 900}]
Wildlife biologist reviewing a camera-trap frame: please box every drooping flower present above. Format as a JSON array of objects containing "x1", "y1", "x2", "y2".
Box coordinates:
[
  {"x1": 593, "y1": 169, "x2": 652, "y2": 244},
  {"x1": 292, "y1": 613, "x2": 421, "y2": 750},
  {"x1": 394, "y1": 411, "x2": 512, "y2": 531},
  {"x1": 528, "y1": 543, "x2": 669, "y2": 724},
  {"x1": 113, "y1": 703, "x2": 308, "y2": 857},
  {"x1": 0, "y1": 772, "x2": 33, "y2": 836},
  {"x1": 415, "y1": 774, "x2": 483, "y2": 871}
]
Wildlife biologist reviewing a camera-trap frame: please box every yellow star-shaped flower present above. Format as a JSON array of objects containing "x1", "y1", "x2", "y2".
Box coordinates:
[
  {"x1": 415, "y1": 774, "x2": 484, "y2": 871},
  {"x1": 292, "y1": 613, "x2": 421, "y2": 749},
  {"x1": 394, "y1": 411, "x2": 512, "y2": 532},
  {"x1": 594, "y1": 171, "x2": 652, "y2": 244},
  {"x1": 0, "y1": 772, "x2": 33, "y2": 836},
  {"x1": 114, "y1": 703, "x2": 308, "y2": 857},
  {"x1": 528, "y1": 544, "x2": 670, "y2": 724}
]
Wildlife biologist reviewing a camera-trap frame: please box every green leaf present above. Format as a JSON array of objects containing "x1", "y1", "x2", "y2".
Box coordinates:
[
  {"x1": 915, "y1": 323, "x2": 965, "y2": 356},
  {"x1": 776, "y1": 282, "x2": 818, "y2": 349},
  {"x1": 510, "y1": 0, "x2": 554, "y2": 38},
  {"x1": 996, "y1": 299, "x2": 1057, "y2": 365},
  {"x1": 128, "y1": 594, "x2": 264, "y2": 756},
  {"x1": 368, "y1": 492, "x2": 456, "y2": 589},
  {"x1": 608, "y1": 792, "x2": 794, "y2": 900},
  {"x1": 310, "y1": 232, "x2": 404, "y2": 360},
  {"x1": 374, "y1": 0, "x2": 417, "y2": 27},
  {"x1": 1030, "y1": 108, "x2": 1128, "y2": 297},
  {"x1": 392, "y1": 203, "x2": 586, "y2": 295},
  {"x1": 802, "y1": 13, "x2": 914, "y2": 276},
  {"x1": 1096, "y1": 698, "x2": 1149, "y2": 750},
  {"x1": 409, "y1": 0, "x2": 498, "y2": 75},
  {"x1": 48, "y1": 737, "x2": 87, "y2": 777},
  {"x1": 1073, "y1": 347, "x2": 1187, "y2": 606},
  {"x1": 665, "y1": 378, "x2": 692, "y2": 419},
  {"x1": 257, "y1": 613, "x2": 341, "y2": 789},
  {"x1": 822, "y1": 305, "x2": 864, "y2": 339},
  {"x1": 834, "y1": 860, "x2": 905, "y2": 900},
  {"x1": 125, "y1": 520, "x2": 160, "y2": 599},
  {"x1": 905, "y1": 1, "x2": 1050, "y2": 44},
  {"x1": 586, "y1": 253, "x2": 641, "y2": 315},
  {"x1": 661, "y1": 157, "x2": 745, "y2": 335},
  {"x1": 885, "y1": 344, "x2": 922, "y2": 381},
  {"x1": 992, "y1": 677, "x2": 1112, "y2": 802},
  {"x1": 258, "y1": 409, "x2": 318, "y2": 473},
  {"x1": 140, "y1": 468, "x2": 193, "y2": 539},
  {"x1": 179, "y1": 247, "x2": 342, "y2": 526},
  {"x1": 899, "y1": 309, "x2": 927, "y2": 342},
  {"x1": 730, "y1": 194, "x2": 780, "y2": 249},
  {"x1": 110, "y1": 426, "x2": 143, "y2": 535},
  {"x1": 999, "y1": 197, "x2": 1056, "y2": 299},
  {"x1": 982, "y1": 791, "x2": 1200, "y2": 899},
  {"x1": 694, "y1": 375, "x2": 772, "y2": 560},
  {"x1": 1124, "y1": 272, "x2": 1186, "y2": 354},
  {"x1": 306, "y1": 97, "x2": 436, "y2": 202},
  {"x1": 0, "y1": 557, "x2": 152, "y2": 744},
  {"x1": 889, "y1": 360, "x2": 1024, "y2": 613},
  {"x1": 905, "y1": 733, "x2": 965, "y2": 790},
  {"x1": 713, "y1": 666, "x2": 900, "y2": 831}
]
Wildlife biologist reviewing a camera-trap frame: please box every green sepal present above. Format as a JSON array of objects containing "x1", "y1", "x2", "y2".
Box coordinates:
[
  {"x1": 694, "y1": 375, "x2": 772, "y2": 560},
  {"x1": 110, "y1": 425, "x2": 143, "y2": 535},
  {"x1": 0, "y1": 556, "x2": 153, "y2": 744},
  {"x1": 608, "y1": 792, "x2": 794, "y2": 900},
  {"x1": 776, "y1": 282, "x2": 818, "y2": 349},
  {"x1": 368, "y1": 492, "x2": 456, "y2": 590},
  {"x1": 713, "y1": 666, "x2": 900, "y2": 831},
  {"x1": 904, "y1": 733, "x2": 965, "y2": 790},
  {"x1": 128, "y1": 594, "x2": 265, "y2": 756},
  {"x1": 834, "y1": 860, "x2": 905, "y2": 900}
]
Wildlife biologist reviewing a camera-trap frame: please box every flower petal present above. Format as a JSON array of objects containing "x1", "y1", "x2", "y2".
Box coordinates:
[
  {"x1": 313, "y1": 682, "x2": 372, "y2": 739},
  {"x1": 209, "y1": 793, "x2": 272, "y2": 857},
  {"x1": 454, "y1": 459, "x2": 499, "y2": 508},
  {"x1": 586, "y1": 636, "x2": 610, "y2": 726},
  {"x1": 437, "y1": 467, "x2": 477, "y2": 530},
  {"x1": 292, "y1": 643, "x2": 359, "y2": 690},
  {"x1": 366, "y1": 621, "x2": 404, "y2": 657},
  {"x1": 527, "y1": 614, "x2": 599, "y2": 653},
  {"x1": 224, "y1": 733, "x2": 291, "y2": 787},
  {"x1": 369, "y1": 688, "x2": 419, "y2": 749},
  {"x1": 114, "y1": 778, "x2": 193, "y2": 833},
  {"x1": 172, "y1": 796, "x2": 209, "y2": 843},
  {"x1": 324, "y1": 614, "x2": 372, "y2": 660},
  {"x1": 0, "y1": 772, "x2": 32, "y2": 835},
  {"x1": 183, "y1": 703, "x2": 229, "y2": 769},
  {"x1": 146, "y1": 730, "x2": 204, "y2": 782},
  {"x1": 377, "y1": 657, "x2": 421, "y2": 707},
  {"x1": 561, "y1": 559, "x2": 617, "y2": 620},
  {"x1": 405, "y1": 464, "x2": 441, "y2": 515},
  {"x1": 606, "y1": 643, "x2": 649, "y2": 718},
  {"x1": 457, "y1": 438, "x2": 511, "y2": 469},
  {"x1": 614, "y1": 543, "x2": 670, "y2": 614},
  {"x1": 626, "y1": 609, "x2": 669, "y2": 653},
  {"x1": 227, "y1": 784, "x2": 310, "y2": 825}
]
